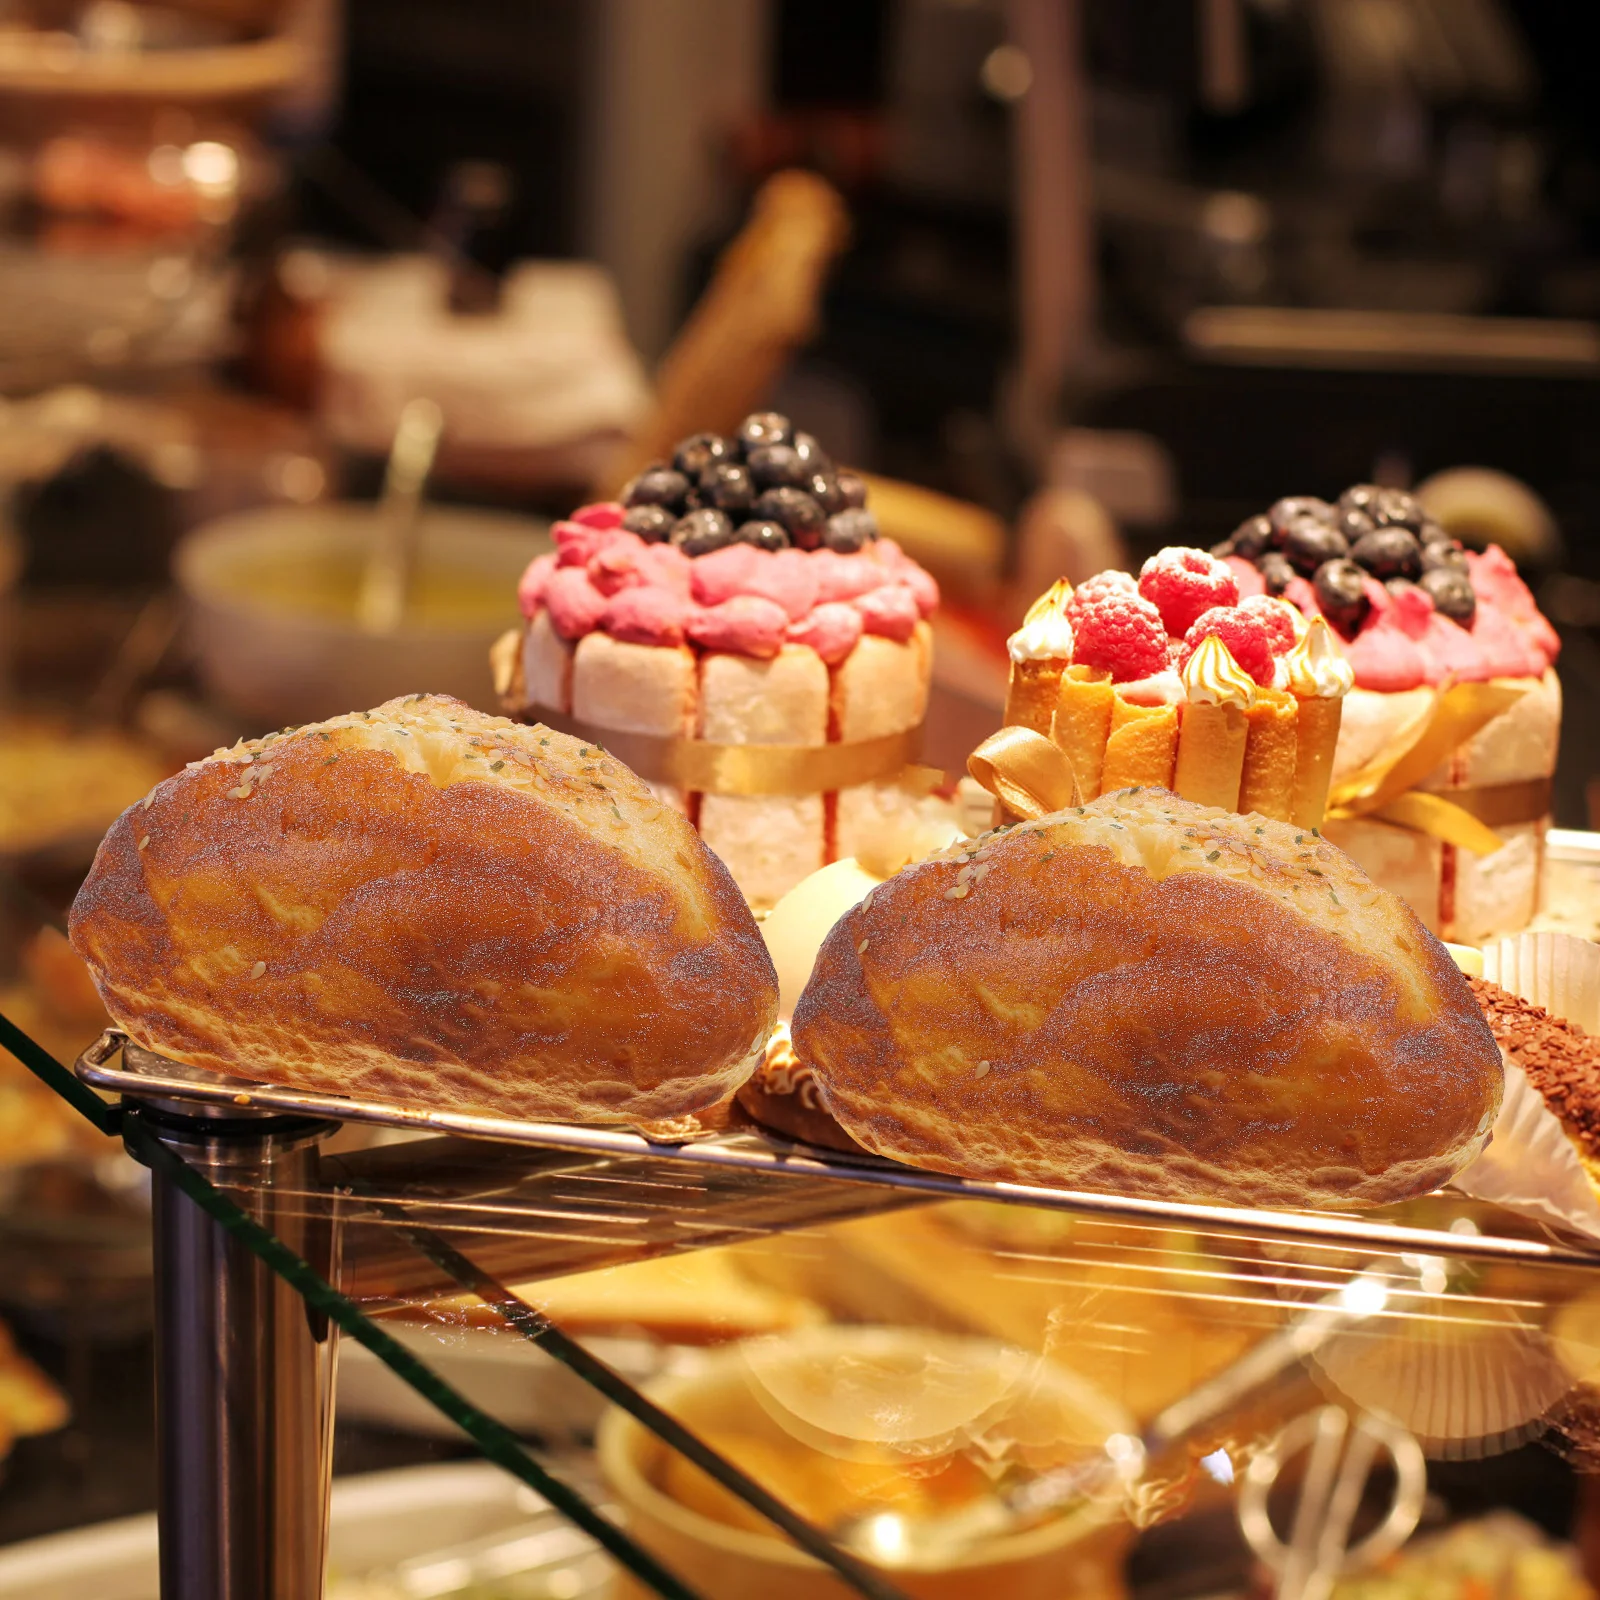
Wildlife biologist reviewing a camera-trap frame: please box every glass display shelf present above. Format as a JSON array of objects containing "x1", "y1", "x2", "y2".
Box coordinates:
[{"x1": 6, "y1": 1012, "x2": 1600, "y2": 1600}]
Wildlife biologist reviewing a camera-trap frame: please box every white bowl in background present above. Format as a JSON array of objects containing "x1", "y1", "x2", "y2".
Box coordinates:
[{"x1": 174, "y1": 502, "x2": 548, "y2": 729}]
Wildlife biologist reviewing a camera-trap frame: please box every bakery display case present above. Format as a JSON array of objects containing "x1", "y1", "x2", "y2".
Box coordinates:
[
  {"x1": 6, "y1": 6, "x2": 1600, "y2": 1595},
  {"x1": 1, "y1": 416, "x2": 1591, "y2": 1596},
  {"x1": 0, "y1": 948, "x2": 1596, "y2": 1599}
]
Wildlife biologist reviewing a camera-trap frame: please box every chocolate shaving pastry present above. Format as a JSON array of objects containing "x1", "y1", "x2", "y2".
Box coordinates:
[
  {"x1": 736, "y1": 1030, "x2": 863, "y2": 1153},
  {"x1": 1469, "y1": 977, "x2": 1600, "y2": 1161}
]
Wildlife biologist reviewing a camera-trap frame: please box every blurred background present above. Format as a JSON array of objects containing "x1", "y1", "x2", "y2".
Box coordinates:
[{"x1": 4, "y1": 0, "x2": 1600, "y2": 1593}]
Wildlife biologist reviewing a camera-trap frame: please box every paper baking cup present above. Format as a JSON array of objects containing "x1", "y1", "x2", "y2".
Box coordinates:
[
  {"x1": 1452, "y1": 1060, "x2": 1600, "y2": 1243},
  {"x1": 1311, "y1": 1292, "x2": 1571, "y2": 1459},
  {"x1": 1481, "y1": 931, "x2": 1600, "y2": 1034}
]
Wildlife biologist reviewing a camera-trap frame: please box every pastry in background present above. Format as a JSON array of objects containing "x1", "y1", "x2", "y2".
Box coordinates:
[
  {"x1": 0, "y1": 928, "x2": 111, "y2": 1167},
  {"x1": 792, "y1": 790, "x2": 1503, "y2": 1208},
  {"x1": 70, "y1": 694, "x2": 777, "y2": 1128},
  {"x1": 736, "y1": 1026, "x2": 863, "y2": 1154},
  {"x1": 0, "y1": 718, "x2": 172, "y2": 857},
  {"x1": 0, "y1": 1317, "x2": 68, "y2": 1470},
  {"x1": 402, "y1": 1247, "x2": 822, "y2": 1344}
]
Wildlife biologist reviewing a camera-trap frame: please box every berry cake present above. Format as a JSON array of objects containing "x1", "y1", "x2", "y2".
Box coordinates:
[
  {"x1": 1217, "y1": 487, "x2": 1561, "y2": 942},
  {"x1": 1004, "y1": 485, "x2": 1561, "y2": 942},
  {"x1": 496, "y1": 415, "x2": 946, "y2": 910}
]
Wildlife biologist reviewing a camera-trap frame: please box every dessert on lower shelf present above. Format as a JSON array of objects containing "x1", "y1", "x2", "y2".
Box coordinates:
[
  {"x1": 1001, "y1": 487, "x2": 1561, "y2": 941},
  {"x1": 0, "y1": 929, "x2": 113, "y2": 1167},
  {"x1": 789, "y1": 789, "x2": 1504, "y2": 1209},
  {"x1": 735, "y1": 1024, "x2": 864, "y2": 1155},
  {"x1": 1471, "y1": 974, "x2": 1600, "y2": 1169},
  {"x1": 0, "y1": 1316, "x2": 67, "y2": 1470},
  {"x1": 495, "y1": 413, "x2": 950, "y2": 910},
  {"x1": 1330, "y1": 1513, "x2": 1592, "y2": 1600},
  {"x1": 68, "y1": 694, "x2": 778, "y2": 1129}
]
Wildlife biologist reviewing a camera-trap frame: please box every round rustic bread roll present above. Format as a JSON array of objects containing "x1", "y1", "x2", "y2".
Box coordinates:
[
  {"x1": 70, "y1": 694, "x2": 777, "y2": 1126},
  {"x1": 791, "y1": 788, "x2": 1503, "y2": 1208}
]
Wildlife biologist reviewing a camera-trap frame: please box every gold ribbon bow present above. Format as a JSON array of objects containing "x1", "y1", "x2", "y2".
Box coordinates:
[
  {"x1": 1325, "y1": 679, "x2": 1533, "y2": 857},
  {"x1": 967, "y1": 726, "x2": 1080, "y2": 821}
]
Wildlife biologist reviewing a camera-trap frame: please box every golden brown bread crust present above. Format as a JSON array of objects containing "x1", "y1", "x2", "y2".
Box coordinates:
[
  {"x1": 70, "y1": 695, "x2": 777, "y2": 1125},
  {"x1": 791, "y1": 788, "x2": 1503, "y2": 1208}
]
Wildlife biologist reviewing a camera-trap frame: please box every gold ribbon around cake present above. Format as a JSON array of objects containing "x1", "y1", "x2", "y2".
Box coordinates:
[
  {"x1": 529, "y1": 707, "x2": 931, "y2": 798},
  {"x1": 1324, "y1": 679, "x2": 1539, "y2": 857},
  {"x1": 967, "y1": 726, "x2": 1080, "y2": 820}
]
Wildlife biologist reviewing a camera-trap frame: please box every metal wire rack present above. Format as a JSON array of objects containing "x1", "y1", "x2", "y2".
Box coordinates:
[{"x1": 76, "y1": 1028, "x2": 1600, "y2": 1275}]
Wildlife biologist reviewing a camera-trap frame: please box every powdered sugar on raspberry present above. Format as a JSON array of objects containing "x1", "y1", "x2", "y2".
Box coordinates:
[
  {"x1": 1063, "y1": 570, "x2": 1137, "y2": 631},
  {"x1": 1139, "y1": 547, "x2": 1240, "y2": 636},
  {"x1": 1072, "y1": 590, "x2": 1169, "y2": 681},
  {"x1": 1179, "y1": 606, "x2": 1276, "y2": 686},
  {"x1": 1238, "y1": 594, "x2": 1301, "y2": 655}
]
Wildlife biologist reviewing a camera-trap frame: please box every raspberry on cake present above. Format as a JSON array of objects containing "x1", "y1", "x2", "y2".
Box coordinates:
[
  {"x1": 497, "y1": 414, "x2": 948, "y2": 910},
  {"x1": 1071, "y1": 589, "x2": 1168, "y2": 681},
  {"x1": 1179, "y1": 605, "x2": 1276, "y2": 687},
  {"x1": 1238, "y1": 593, "x2": 1304, "y2": 655},
  {"x1": 1062, "y1": 568, "x2": 1137, "y2": 630},
  {"x1": 1138, "y1": 547, "x2": 1239, "y2": 636}
]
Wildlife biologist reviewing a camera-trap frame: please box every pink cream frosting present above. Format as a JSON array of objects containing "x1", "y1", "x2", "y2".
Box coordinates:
[
  {"x1": 518, "y1": 503, "x2": 941, "y2": 659},
  {"x1": 1262, "y1": 546, "x2": 1555, "y2": 690},
  {"x1": 1224, "y1": 556, "x2": 1267, "y2": 599},
  {"x1": 1468, "y1": 545, "x2": 1560, "y2": 662},
  {"x1": 786, "y1": 601, "x2": 863, "y2": 664}
]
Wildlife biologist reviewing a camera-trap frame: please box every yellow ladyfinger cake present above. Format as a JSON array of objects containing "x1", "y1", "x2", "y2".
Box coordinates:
[
  {"x1": 1005, "y1": 486, "x2": 1561, "y2": 940},
  {"x1": 497, "y1": 414, "x2": 951, "y2": 911}
]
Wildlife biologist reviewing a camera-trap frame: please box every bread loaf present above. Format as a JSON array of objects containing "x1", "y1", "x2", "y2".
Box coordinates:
[
  {"x1": 792, "y1": 788, "x2": 1502, "y2": 1208},
  {"x1": 70, "y1": 694, "x2": 777, "y2": 1126}
]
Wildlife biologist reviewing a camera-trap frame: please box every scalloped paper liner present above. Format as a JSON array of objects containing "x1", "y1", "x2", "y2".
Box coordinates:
[
  {"x1": 1311, "y1": 1293, "x2": 1572, "y2": 1458},
  {"x1": 1452, "y1": 1058, "x2": 1600, "y2": 1242},
  {"x1": 1451, "y1": 929, "x2": 1600, "y2": 1240},
  {"x1": 1481, "y1": 931, "x2": 1600, "y2": 1036}
]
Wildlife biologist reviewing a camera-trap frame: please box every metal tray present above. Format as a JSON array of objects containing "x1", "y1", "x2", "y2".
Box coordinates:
[{"x1": 77, "y1": 1029, "x2": 1600, "y2": 1271}]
